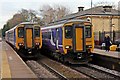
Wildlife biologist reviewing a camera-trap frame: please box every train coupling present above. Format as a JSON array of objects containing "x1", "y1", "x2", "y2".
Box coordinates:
[
  {"x1": 90, "y1": 54, "x2": 93, "y2": 57},
  {"x1": 77, "y1": 53, "x2": 83, "y2": 59},
  {"x1": 28, "y1": 49, "x2": 32, "y2": 54}
]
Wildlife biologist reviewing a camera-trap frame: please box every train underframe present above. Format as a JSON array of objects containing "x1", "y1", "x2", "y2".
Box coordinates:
[
  {"x1": 53, "y1": 51, "x2": 91, "y2": 64},
  {"x1": 42, "y1": 45, "x2": 91, "y2": 64},
  {"x1": 5, "y1": 41, "x2": 39, "y2": 59},
  {"x1": 18, "y1": 46, "x2": 40, "y2": 59}
]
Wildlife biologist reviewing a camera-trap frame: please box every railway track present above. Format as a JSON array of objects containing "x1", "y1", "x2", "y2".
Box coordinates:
[
  {"x1": 87, "y1": 63, "x2": 120, "y2": 78},
  {"x1": 26, "y1": 53, "x2": 120, "y2": 80},
  {"x1": 37, "y1": 54, "x2": 90, "y2": 79},
  {"x1": 69, "y1": 63, "x2": 120, "y2": 80},
  {"x1": 26, "y1": 60, "x2": 58, "y2": 78},
  {"x1": 39, "y1": 61, "x2": 67, "y2": 79}
]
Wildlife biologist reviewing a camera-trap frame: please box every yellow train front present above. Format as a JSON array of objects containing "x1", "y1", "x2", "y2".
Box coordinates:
[
  {"x1": 42, "y1": 19, "x2": 94, "y2": 64},
  {"x1": 5, "y1": 22, "x2": 42, "y2": 58}
]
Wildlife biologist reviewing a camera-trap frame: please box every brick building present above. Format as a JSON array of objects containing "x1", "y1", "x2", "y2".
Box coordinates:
[{"x1": 57, "y1": 6, "x2": 120, "y2": 45}]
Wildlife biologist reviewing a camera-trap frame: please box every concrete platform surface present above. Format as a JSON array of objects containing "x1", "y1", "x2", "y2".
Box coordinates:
[
  {"x1": 93, "y1": 48, "x2": 120, "y2": 59},
  {"x1": 0, "y1": 41, "x2": 37, "y2": 79}
]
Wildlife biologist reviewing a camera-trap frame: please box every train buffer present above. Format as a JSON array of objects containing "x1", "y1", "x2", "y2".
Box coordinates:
[{"x1": 0, "y1": 41, "x2": 37, "y2": 79}]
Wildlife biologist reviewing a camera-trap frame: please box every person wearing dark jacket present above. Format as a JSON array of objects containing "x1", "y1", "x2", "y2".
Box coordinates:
[{"x1": 104, "y1": 35, "x2": 111, "y2": 51}]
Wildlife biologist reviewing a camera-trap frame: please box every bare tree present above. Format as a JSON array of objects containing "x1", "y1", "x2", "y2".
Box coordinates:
[
  {"x1": 54, "y1": 5, "x2": 71, "y2": 20},
  {"x1": 18, "y1": 9, "x2": 37, "y2": 22},
  {"x1": 39, "y1": 5, "x2": 71, "y2": 25}
]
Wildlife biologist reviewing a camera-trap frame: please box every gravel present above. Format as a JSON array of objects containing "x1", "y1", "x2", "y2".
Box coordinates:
[
  {"x1": 88, "y1": 63, "x2": 120, "y2": 78},
  {"x1": 37, "y1": 55, "x2": 90, "y2": 79},
  {"x1": 26, "y1": 60, "x2": 57, "y2": 78},
  {"x1": 74, "y1": 66, "x2": 114, "y2": 79}
]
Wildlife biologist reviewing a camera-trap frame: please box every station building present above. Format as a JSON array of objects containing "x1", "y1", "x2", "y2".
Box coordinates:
[{"x1": 58, "y1": 6, "x2": 120, "y2": 45}]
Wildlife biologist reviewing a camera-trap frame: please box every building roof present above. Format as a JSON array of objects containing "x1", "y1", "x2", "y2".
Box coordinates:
[{"x1": 57, "y1": 6, "x2": 120, "y2": 22}]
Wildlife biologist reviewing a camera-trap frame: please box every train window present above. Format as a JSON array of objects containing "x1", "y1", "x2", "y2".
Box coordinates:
[
  {"x1": 86, "y1": 25, "x2": 91, "y2": 38},
  {"x1": 34, "y1": 28, "x2": 40, "y2": 37},
  {"x1": 18, "y1": 28, "x2": 24, "y2": 38},
  {"x1": 47, "y1": 32, "x2": 51, "y2": 39},
  {"x1": 65, "y1": 26, "x2": 72, "y2": 39}
]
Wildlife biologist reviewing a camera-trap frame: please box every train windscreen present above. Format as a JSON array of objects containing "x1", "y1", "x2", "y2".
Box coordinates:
[
  {"x1": 18, "y1": 27, "x2": 24, "y2": 38},
  {"x1": 34, "y1": 28, "x2": 40, "y2": 37},
  {"x1": 65, "y1": 26, "x2": 72, "y2": 39},
  {"x1": 85, "y1": 25, "x2": 91, "y2": 38}
]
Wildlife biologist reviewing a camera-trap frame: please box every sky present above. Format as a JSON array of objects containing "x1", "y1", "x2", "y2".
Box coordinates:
[{"x1": 0, "y1": 0, "x2": 120, "y2": 29}]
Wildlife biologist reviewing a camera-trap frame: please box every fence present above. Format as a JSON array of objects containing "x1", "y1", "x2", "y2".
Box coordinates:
[{"x1": 94, "y1": 30, "x2": 120, "y2": 45}]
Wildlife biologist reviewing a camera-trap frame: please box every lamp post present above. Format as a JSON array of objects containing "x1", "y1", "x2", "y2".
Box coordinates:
[
  {"x1": 110, "y1": 15, "x2": 113, "y2": 39},
  {"x1": 91, "y1": 0, "x2": 93, "y2": 24},
  {"x1": 112, "y1": 24, "x2": 115, "y2": 42}
]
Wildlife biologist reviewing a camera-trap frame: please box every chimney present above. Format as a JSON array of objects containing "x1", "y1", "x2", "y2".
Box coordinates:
[
  {"x1": 78, "y1": 7, "x2": 84, "y2": 12},
  {"x1": 103, "y1": 6, "x2": 112, "y2": 12}
]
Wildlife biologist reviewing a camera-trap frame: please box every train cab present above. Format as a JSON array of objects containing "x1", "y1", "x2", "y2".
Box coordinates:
[
  {"x1": 5, "y1": 22, "x2": 42, "y2": 58},
  {"x1": 42, "y1": 19, "x2": 94, "y2": 64}
]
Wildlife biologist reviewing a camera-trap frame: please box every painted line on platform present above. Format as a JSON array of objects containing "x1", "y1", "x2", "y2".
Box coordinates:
[{"x1": 1, "y1": 42, "x2": 11, "y2": 79}]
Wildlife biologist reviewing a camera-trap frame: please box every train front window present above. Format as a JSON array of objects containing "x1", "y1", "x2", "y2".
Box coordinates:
[
  {"x1": 18, "y1": 28, "x2": 24, "y2": 38},
  {"x1": 65, "y1": 26, "x2": 72, "y2": 39},
  {"x1": 86, "y1": 25, "x2": 91, "y2": 38},
  {"x1": 34, "y1": 28, "x2": 40, "y2": 37}
]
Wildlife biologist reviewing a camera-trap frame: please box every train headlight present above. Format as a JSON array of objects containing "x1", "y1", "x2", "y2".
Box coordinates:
[
  {"x1": 65, "y1": 45, "x2": 71, "y2": 49},
  {"x1": 87, "y1": 45, "x2": 92, "y2": 48},
  {"x1": 18, "y1": 43, "x2": 24, "y2": 46},
  {"x1": 35, "y1": 42, "x2": 40, "y2": 45}
]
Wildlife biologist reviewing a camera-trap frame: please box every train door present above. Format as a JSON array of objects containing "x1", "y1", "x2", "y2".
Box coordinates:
[
  {"x1": 73, "y1": 26, "x2": 86, "y2": 52},
  {"x1": 26, "y1": 28, "x2": 33, "y2": 48},
  {"x1": 75, "y1": 28, "x2": 83, "y2": 51},
  {"x1": 56, "y1": 28, "x2": 59, "y2": 49}
]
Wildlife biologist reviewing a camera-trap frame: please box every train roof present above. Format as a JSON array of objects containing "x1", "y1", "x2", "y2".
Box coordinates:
[
  {"x1": 41, "y1": 24, "x2": 64, "y2": 30},
  {"x1": 41, "y1": 19, "x2": 90, "y2": 30},
  {"x1": 5, "y1": 22, "x2": 38, "y2": 33},
  {"x1": 20, "y1": 22, "x2": 38, "y2": 25},
  {"x1": 65, "y1": 19, "x2": 90, "y2": 23},
  {"x1": 5, "y1": 25, "x2": 17, "y2": 33}
]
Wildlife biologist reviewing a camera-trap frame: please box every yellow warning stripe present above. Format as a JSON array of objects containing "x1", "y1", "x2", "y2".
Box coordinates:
[{"x1": 2, "y1": 43, "x2": 11, "y2": 79}]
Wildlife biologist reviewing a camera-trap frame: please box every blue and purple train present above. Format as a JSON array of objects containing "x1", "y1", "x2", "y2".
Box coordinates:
[{"x1": 41, "y1": 19, "x2": 94, "y2": 64}]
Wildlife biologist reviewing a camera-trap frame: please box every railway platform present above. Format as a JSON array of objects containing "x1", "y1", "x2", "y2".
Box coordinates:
[
  {"x1": 0, "y1": 41, "x2": 37, "y2": 79},
  {"x1": 92, "y1": 48, "x2": 120, "y2": 72},
  {"x1": 93, "y1": 48, "x2": 119, "y2": 59}
]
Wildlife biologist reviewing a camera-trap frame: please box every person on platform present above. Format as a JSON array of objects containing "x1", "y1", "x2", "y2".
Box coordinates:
[{"x1": 104, "y1": 35, "x2": 111, "y2": 52}]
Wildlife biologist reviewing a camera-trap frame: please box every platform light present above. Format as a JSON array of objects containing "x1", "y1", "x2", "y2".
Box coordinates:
[{"x1": 87, "y1": 17, "x2": 91, "y2": 22}]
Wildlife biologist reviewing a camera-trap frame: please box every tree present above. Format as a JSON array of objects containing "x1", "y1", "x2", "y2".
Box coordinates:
[
  {"x1": 2, "y1": 23, "x2": 10, "y2": 37},
  {"x1": 0, "y1": 29, "x2": 2, "y2": 37},
  {"x1": 18, "y1": 9, "x2": 37, "y2": 22},
  {"x1": 39, "y1": 5, "x2": 71, "y2": 25},
  {"x1": 7, "y1": 13, "x2": 25, "y2": 28},
  {"x1": 2, "y1": 9, "x2": 38, "y2": 37}
]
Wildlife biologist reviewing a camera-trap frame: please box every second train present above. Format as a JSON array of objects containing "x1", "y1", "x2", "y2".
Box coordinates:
[{"x1": 41, "y1": 19, "x2": 94, "y2": 64}]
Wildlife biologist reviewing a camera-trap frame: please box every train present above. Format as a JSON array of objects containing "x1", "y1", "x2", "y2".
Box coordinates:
[
  {"x1": 5, "y1": 22, "x2": 42, "y2": 58},
  {"x1": 41, "y1": 19, "x2": 94, "y2": 64}
]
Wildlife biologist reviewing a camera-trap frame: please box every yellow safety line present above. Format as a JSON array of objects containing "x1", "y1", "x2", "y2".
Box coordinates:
[{"x1": 1, "y1": 42, "x2": 11, "y2": 79}]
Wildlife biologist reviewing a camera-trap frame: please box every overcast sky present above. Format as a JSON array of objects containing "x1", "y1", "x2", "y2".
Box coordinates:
[{"x1": 0, "y1": 0, "x2": 119, "y2": 29}]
